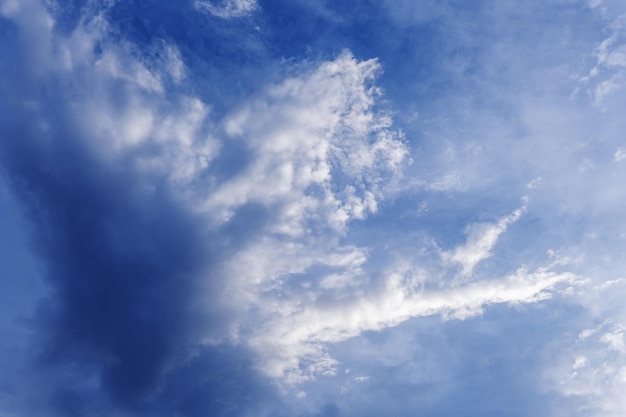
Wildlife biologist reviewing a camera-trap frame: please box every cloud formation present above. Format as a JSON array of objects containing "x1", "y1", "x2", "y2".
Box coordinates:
[
  {"x1": 195, "y1": 0, "x2": 258, "y2": 19},
  {"x1": 3, "y1": 1, "x2": 626, "y2": 416},
  {"x1": 249, "y1": 265, "x2": 575, "y2": 383},
  {"x1": 442, "y1": 200, "x2": 527, "y2": 276}
]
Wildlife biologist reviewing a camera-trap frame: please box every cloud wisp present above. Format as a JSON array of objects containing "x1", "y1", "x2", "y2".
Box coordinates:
[{"x1": 195, "y1": 0, "x2": 258, "y2": 19}]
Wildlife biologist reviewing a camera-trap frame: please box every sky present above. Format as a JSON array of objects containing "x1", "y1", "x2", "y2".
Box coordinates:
[{"x1": 2, "y1": 0, "x2": 626, "y2": 416}]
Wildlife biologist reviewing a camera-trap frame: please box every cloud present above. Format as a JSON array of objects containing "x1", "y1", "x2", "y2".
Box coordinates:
[
  {"x1": 0, "y1": 1, "x2": 409, "y2": 412},
  {"x1": 5, "y1": 1, "x2": 626, "y2": 416},
  {"x1": 572, "y1": 6, "x2": 626, "y2": 108},
  {"x1": 363, "y1": 2, "x2": 626, "y2": 414},
  {"x1": 2, "y1": 1, "x2": 565, "y2": 399},
  {"x1": 204, "y1": 51, "x2": 407, "y2": 231},
  {"x1": 0, "y1": 2, "x2": 260, "y2": 414},
  {"x1": 248, "y1": 264, "x2": 576, "y2": 383},
  {"x1": 547, "y1": 317, "x2": 626, "y2": 417},
  {"x1": 195, "y1": 0, "x2": 257, "y2": 18},
  {"x1": 442, "y1": 200, "x2": 527, "y2": 276}
]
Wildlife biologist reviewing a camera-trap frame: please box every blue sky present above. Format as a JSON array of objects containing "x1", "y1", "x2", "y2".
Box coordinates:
[{"x1": 2, "y1": 0, "x2": 626, "y2": 416}]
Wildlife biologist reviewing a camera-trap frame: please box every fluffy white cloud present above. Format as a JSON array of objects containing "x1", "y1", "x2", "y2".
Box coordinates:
[
  {"x1": 192, "y1": 52, "x2": 412, "y2": 378},
  {"x1": 201, "y1": 51, "x2": 408, "y2": 234}
]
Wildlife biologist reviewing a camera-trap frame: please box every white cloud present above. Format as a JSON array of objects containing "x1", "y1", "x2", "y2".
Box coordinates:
[
  {"x1": 23, "y1": 12, "x2": 220, "y2": 186},
  {"x1": 188, "y1": 52, "x2": 413, "y2": 381},
  {"x1": 573, "y1": 11, "x2": 626, "y2": 107},
  {"x1": 2, "y1": 5, "x2": 411, "y2": 386},
  {"x1": 442, "y1": 201, "x2": 527, "y2": 276},
  {"x1": 7, "y1": 2, "x2": 626, "y2": 414},
  {"x1": 201, "y1": 51, "x2": 408, "y2": 234},
  {"x1": 248, "y1": 264, "x2": 576, "y2": 383},
  {"x1": 548, "y1": 318, "x2": 626, "y2": 417},
  {"x1": 195, "y1": 0, "x2": 257, "y2": 18}
]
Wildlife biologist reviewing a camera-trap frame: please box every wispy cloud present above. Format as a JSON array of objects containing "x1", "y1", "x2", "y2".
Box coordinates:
[
  {"x1": 195, "y1": 0, "x2": 257, "y2": 18},
  {"x1": 249, "y1": 265, "x2": 576, "y2": 383},
  {"x1": 442, "y1": 200, "x2": 527, "y2": 276}
]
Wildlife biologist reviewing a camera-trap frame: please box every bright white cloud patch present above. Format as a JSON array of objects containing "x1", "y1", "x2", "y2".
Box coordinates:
[
  {"x1": 204, "y1": 51, "x2": 407, "y2": 233},
  {"x1": 443, "y1": 200, "x2": 527, "y2": 276},
  {"x1": 250, "y1": 265, "x2": 576, "y2": 383},
  {"x1": 194, "y1": 52, "x2": 413, "y2": 380}
]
